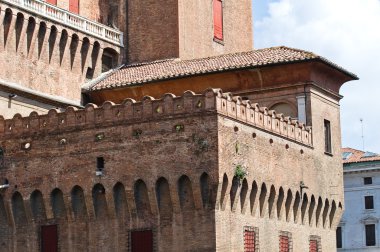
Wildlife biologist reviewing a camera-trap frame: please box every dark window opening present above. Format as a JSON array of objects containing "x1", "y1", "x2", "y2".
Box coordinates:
[
  {"x1": 365, "y1": 196, "x2": 374, "y2": 210},
  {"x1": 97, "y1": 157, "x2": 104, "y2": 171},
  {"x1": 364, "y1": 177, "x2": 373, "y2": 185},
  {"x1": 86, "y1": 67, "x2": 94, "y2": 80},
  {"x1": 324, "y1": 119, "x2": 332, "y2": 154},
  {"x1": 365, "y1": 224, "x2": 376, "y2": 246},
  {"x1": 213, "y1": 0, "x2": 223, "y2": 41},
  {"x1": 336, "y1": 227, "x2": 342, "y2": 248}
]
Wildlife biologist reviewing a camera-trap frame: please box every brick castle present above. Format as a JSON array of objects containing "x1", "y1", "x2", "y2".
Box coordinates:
[{"x1": 0, "y1": 0, "x2": 357, "y2": 251}]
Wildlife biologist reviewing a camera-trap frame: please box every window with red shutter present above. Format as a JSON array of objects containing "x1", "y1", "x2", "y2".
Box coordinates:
[
  {"x1": 46, "y1": 0, "x2": 57, "y2": 5},
  {"x1": 280, "y1": 236, "x2": 290, "y2": 252},
  {"x1": 244, "y1": 228, "x2": 256, "y2": 252},
  {"x1": 213, "y1": 0, "x2": 223, "y2": 41},
  {"x1": 69, "y1": 0, "x2": 79, "y2": 14},
  {"x1": 309, "y1": 240, "x2": 318, "y2": 252}
]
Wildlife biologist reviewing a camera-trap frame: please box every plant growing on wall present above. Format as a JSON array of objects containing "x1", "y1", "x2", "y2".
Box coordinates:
[{"x1": 234, "y1": 165, "x2": 247, "y2": 180}]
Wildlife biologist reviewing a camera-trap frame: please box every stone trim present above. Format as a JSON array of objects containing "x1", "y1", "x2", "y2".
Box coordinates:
[
  {"x1": 244, "y1": 226, "x2": 259, "y2": 252},
  {"x1": 309, "y1": 235, "x2": 322, "y2": 252},
  {"x1": 279, "y1": 231, "x2": 293, "y2": 252}
]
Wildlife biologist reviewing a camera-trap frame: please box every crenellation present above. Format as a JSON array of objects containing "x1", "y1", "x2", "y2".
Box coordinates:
[{"x1": 0, "y1": 89, "x2": 313, "y2": 147}]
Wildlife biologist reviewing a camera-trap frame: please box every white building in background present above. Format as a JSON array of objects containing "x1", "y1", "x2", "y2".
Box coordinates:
[{"x1": 338, "y1": 148, "x2": 380, "y2": 251}]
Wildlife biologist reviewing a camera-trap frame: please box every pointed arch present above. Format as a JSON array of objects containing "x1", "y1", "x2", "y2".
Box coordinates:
[
  {"x1": 51, "y1": 188, "x2": 66, "y2": 219},
  {"x1": 48, "y1": 25, "x2": 58, "y2": 62},
  {"x1": 12, "y1": 192, "x2": 27, "y2": 226},
  {"x1": 240, "y1": 178, "x2": 248, "y2": 213},
  {"x1": 268, "y1": 185, "x2": 276, "y2": 218},
  {"x1": 250, "y1": 181, "x2": 258, "y2": 216},
  {"x1": 59, "y1": 29, "x2": 68, "y2": 65},
  {"x1": 259, "y1": 183, "x2": 267, "y2": 217},
  {"x1": 329, "y1": 200, "x2": 337, "y2": 228},
  {"x1": 15, "y1": 13, "x2": 24, "y2": 51},
  {"x1": 113, "y1": 182, "x2": 128, "y2": 218},
  {"x1": 308, "y1": 195, "x2": 316, "y2": 226},
  {"x1": 315, "y1": 197, "x2": 323, "y2": 227},
  {"x1": 322, "y1": 199, "x2": 330, "y2": 228},
  {"x1": 156, "y1": 177, "x2": 172, "y2": 218},
  {"x1": 92, "y1": 183, "x2": 108, "y2": 218},
  {"x1": 134, "y1": 179, "x2": 151, "y2": 217},
  {"x1": 71, "y1": 185, "x2": 87, "y2": 219},
  {"x1": 26, "y1": 17, "x2": 36, "y2": 54},
  {"x1": 230, "y1": 176, "x2": 240, "y2": 211},
  {"x1": 220, "y1": 173, "x2": 228, "y2": 210},
  {"x1": 81, "y1": 37, "x2": 90, "y2": 71},
  {"x1": 284, "y1": 189, "x2": 293, "y2": 222},
  {"x1": 178, "y1": 175, "x2": 195, "y2": 210},
  {"x1": 30, "y1": 190, "x2": 47, "y2": 221},
  {"x1": 3, "y1": 9, "x2": 13, "y2": 46},
  {"x1": 69, "y1": 34, "x2": 79, "y2": 69},
  {"x1": 301, "y1": 193, "x2": 308, "y2": 224},
  {"x1": 293, "y1": 192, "x2": 301, "y2": 223},
  {"x1": 277, "y1": 187, "x2": 284, "y2": 219},
  {"x1": 37, "y1": 22, "x2": 47, "y2": 58},
  {"x1": 87, "y1": 41, "x2": 100, "y2": 79}
]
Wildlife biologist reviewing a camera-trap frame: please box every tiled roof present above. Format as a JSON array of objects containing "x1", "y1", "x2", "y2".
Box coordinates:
[
  {"x1": 342, "y1": 147, "x2": 380, "y2": 164},
  {"x1": 87, "y1": 46, "x2": 358, "y2": 91}
]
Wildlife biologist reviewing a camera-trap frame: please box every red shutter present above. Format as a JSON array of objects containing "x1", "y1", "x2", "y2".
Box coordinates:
[
  {"x1": 41, "y1": 225, "x2": 58, "y2": 252},
  {"x1": 309, "y1": 240, "x2": 318, "y2": 252},
  {"x1": 46, "y1": 0, "x2": 57, "y2": 5},
  {"x1": 280, "y1": 236, "x2": 289, "y2": 252},
  {"x1": 244, "y1": 230, "x2": 255, "y2": 252},
  {"x1": 69, "y1": 0, "x2": 79, "y2": 14},
  {"x1": 131, "y1": 230, "x2": 153, "y2": 252},
  {"x1": 213, "y1": 0, "x2": 223, "y2": 40}
]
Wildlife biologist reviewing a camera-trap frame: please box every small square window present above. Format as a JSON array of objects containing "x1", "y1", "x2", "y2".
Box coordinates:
[
  {"x1": 365, "y1": 196, "x2": 374, "y2": 210},
  {"x1": 364, "y1": 177, "x2": 373, "y2": 185}
]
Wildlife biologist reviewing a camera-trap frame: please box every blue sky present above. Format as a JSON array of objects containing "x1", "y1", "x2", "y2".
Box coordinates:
[{"x1": 252, "y1": 0, "x2": 380, "y2": 153}]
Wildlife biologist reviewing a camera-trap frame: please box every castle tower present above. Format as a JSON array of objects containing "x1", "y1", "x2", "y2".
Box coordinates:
[{"x1": 96, "y1": 0, "x2": 253, "y2": 63}]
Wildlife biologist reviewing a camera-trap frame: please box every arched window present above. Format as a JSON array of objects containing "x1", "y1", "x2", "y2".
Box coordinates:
[
  {"x1": 200, "y1": 173, "x2": 210, "y2": 208},
  {"x1": 51, "y1": 188, "x2": 66, "y2": 219},
  {"x1": 178, "y1": 175, "x2": 195, "y2": 210},
  {"x1": 102, "y1": 48, "x2": 118, "y2": 72},
  {"x1": 155, "y1": 177, "x2": 172, "y2": 218},
  {"x1": 30, "y1": 190, "x2": 47, "y2": 221},
  {"x1": 92, "y1": 184, "x2": 107, "y2": 218},
  {"x1": 12, "y1": 192, "x2": 27, "y2": 226},
  {"x1": 134, "y1": 179, "x2": 151, "y2": 218},
  {"x1": 71, "y1": 186, "x2": 87, "y2": 219},
  {"x1": 113, "y1": 182, "x2": 128, "y2": 218}
]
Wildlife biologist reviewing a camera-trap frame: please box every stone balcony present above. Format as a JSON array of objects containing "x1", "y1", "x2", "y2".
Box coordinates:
[
  {"x1": 0, "y1": 0, "x2": 123, "y2": 103},
  {"x1": 1, "y1": 0, "x2": 123, "y2": 46}
]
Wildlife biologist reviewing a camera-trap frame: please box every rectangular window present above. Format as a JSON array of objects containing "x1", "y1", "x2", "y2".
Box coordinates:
[
  {"x1": 244, "y1": 227, "x2": 256, "y2": 252},
  {"x1": 324, "y1": 119, "x2": 332, "y2": 153},
  {"x1": 46, "y1": 0, "x2": 57, "y2": 5},
  {"x1": 336, "y1": 227, "x2": 342, "y2": 248},
  {"x1": 365, "y1": 224, "x2": 376, "y2": 246},
  {"x1": 280, "y1": 235, "x2": 290, "y2": 252},
  {"x1": 309, "y1": 240, "x2": 318, "y2": 252},
  {"x1": 41, "y1": 225, "x2": 58, "y2": 252},
  {"x1": 97, "y1": 157, "x2": 104, "y2": 171},
  {"x1": 213, "y1": 0, "x2": 223, "y2": 41},
  {"x1": 364, "y1": 177, "x2": 373, "y2": 185},
  {"x1": 365, "y1": 196, "x2": 374, "y2": 210}
]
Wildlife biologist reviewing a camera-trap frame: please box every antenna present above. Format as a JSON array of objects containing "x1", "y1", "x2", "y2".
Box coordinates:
[{"x1": 360, "y1": 118, "x2": 365, "y2": 151}]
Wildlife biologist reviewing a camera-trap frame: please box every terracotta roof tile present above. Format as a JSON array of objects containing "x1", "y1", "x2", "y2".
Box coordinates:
[
  {"x1": 87, "y1": 46, "x2": 358, "y2": 91},
  {"x1": 342, "y1": 147, "x2": 380, "y2": 164}
]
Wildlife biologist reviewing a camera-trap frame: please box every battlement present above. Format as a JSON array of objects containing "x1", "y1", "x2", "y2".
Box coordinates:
[{"x1": 0, "y1": 89, "x2": 312, "y2": 145}]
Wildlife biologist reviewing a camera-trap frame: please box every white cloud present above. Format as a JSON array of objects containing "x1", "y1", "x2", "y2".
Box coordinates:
[{"x1": 254, "y1": 0, "x2": 380, "y2": 153}]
